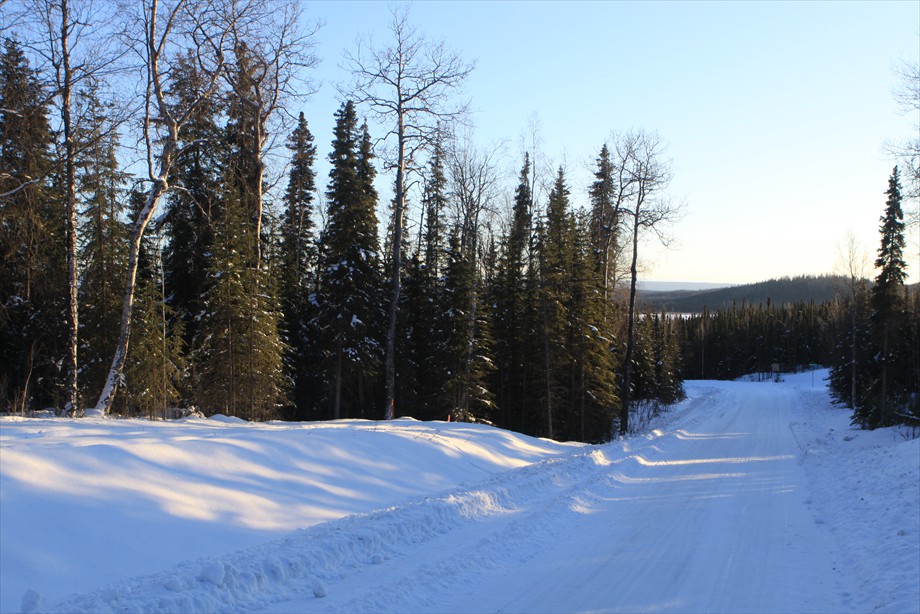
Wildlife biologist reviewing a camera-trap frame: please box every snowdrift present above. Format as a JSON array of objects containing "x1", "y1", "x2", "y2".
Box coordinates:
[{"x1": 0, "y1": 417, "x2": 580, "y2": 613}]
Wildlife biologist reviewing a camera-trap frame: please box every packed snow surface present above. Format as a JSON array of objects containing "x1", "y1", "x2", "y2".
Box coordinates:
[{"x1": 1, "y1": 371, "x2": 918, "y2": 613}]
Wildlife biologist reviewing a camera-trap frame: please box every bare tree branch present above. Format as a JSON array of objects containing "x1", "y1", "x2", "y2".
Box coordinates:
[{"x1": 0, "y1": 176, "x2": 42, "y2": 199}]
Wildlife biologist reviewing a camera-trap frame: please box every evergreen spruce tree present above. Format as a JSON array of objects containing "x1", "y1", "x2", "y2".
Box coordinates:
[
  {"x1": 422, "y1": 139, "x2": 449, "y2": 282},
  {"x1": 493, "y1": 154, "x2": 537, "y2": 433},
  {"x1": 567, "y1": 209, "x2": 620, "y2": 442},
  {"x1": 75, "y1": 82, "x2": 131, "y2": 400},
  {"x1": 829, "y1": 284, "x2": 871, "y2": 411},
  {"x1": 224, "y1": 43, "x2": 265, "y2": 260},
  {"x1": 193, "y1": 187, "x2": 286, "y2": 420},
  {"x1": 123, "y1": 189, "x2": 185, "y2": 419},
  {"x1": 535, "y1": 167, "x2": 576, "y2": 439},
  {"x1": 162, "y1": 51, "x2": 225, "y2": 355},
  {"x1": 193, "y1": 192, "x2": 255, "y2": 417},
  {"x1": 192, "y1": 49, "x2": 288, "y2": 421},
  {"x1": 589, "y1": 143, "x2": 622, "y2": 309},
  {"x1": 316, "y1": 102, "x2": 383, "y2": 419},
  {"x1": 662, "y1": 312, "x2": 685, "y2": 403},
  {"x1": 630, "y1": 313, "x2": 656, "y2": 416},
  {"x1": 399, "y1": 143, "x2": 451, "y2": 420},
  {"x1": 396, "y1": 252, "x2": 424, "y2": 416},
  {"x1": 441, "y1": 231, "x2": 495, "y2": 422},
  {"x1": 865, "y1": 167, "x2": 910, "y2": 427},
  {"x1": 384, "y1": 182, "x2": 414, "y2": 417},
  {"x1": 626, "y1": 309, "x2": 685, "y2": 425},
  {"x1": 280, "y1": 112, "x2": 318, "y2": 294},
  {"x1": 279, "y1": 112, "x2": 318, "y2": 418},
  {"x1": 908, "y1": 288, "x2": 920, "y2": 421},
  {"x1": 0, "y1": 37, "x2": 67, "y2": 413}
]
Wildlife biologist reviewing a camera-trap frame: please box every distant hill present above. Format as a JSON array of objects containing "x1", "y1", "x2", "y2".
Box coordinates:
[
  {"x1": 637, "y1": 275, "x2": 854, "y2": 313},
  {"x1": 637, "y1": 281, "x2": 730, "y2": 292}
]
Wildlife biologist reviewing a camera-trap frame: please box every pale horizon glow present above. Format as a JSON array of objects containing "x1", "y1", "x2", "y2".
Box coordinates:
[{"x1": 304, "y1": 0, "x2": 919, "y2": 286}]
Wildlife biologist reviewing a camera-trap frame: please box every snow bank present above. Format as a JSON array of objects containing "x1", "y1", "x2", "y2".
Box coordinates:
[
  {"x1": 0, "y1": 416, "x2": 578, "y2": 613},
  {"x1": 37, "y1": 446, "x2": 623, "y2": 614},
  {"x1": 788, "y1": 374, "x2": 920, "y2": 614}
]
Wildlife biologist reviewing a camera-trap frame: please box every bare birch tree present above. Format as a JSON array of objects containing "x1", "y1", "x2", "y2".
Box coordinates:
[
  {"x1": 836, "y1": 231, "x2": 870, "y2": 408},
  {"x1": 29, "y1": 0, "x2": 125, "y2": 415},
  {"x1": 91, "y1": 0, "x2": 242, "y2": 416},
  {"x1": 342, "y1": 5, "x2": 472, "y2": 420},
  {"x1": 615, "y1": 130, "x2": 680, "y2": 435}
]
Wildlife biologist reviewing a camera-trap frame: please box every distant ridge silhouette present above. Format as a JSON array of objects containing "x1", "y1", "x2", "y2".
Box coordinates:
[{"x1": 637, "y1": 274, "x2": 857, "y2": 313}]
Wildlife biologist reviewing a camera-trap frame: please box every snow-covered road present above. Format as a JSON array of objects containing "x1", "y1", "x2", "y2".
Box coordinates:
[
  {"x1": 257, "y1": 381, "x2": 854, "y2": 614},
  {"x1": 4, "y1": 373, "x2": 917, "y2": 614}
]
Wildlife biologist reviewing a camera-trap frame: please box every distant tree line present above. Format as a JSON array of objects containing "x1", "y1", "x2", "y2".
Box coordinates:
[
  {"x1": 0, "y1": 2, "x2": 684, "y2": 443},
  {"x1": 677, "y1": 300, "x2": 837, "y2": 381}
]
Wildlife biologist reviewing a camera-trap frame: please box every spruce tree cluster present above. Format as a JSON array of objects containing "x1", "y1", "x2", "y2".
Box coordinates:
[
  {"x1": 2, "y1": 29, "x2": 694, "y2": 441},
  {"x1": 1, "y1": 38, "x2": 66, "y2": 413}
]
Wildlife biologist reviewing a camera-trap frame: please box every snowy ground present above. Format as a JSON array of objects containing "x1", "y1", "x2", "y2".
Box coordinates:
[{"x1": 1, "y1": 371, "x2": 917, "y2": 613}]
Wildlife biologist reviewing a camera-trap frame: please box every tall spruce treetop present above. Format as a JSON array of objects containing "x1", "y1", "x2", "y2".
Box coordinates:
[
  {"x1": 589, "y1": 143, "x2": 619, "y2": 303},
  {"x1": 874, "y1": 166, "x2": 907, "y2": 303},
  {"x1": 544, "y1": 166, "x2": 575, "y2": 281},
  {"x1": 322, "y1": 102, "x2": 379, "y2": 257},
  {"x1": 589, "y1": 145, "x2": 615, "y2": 232},
  {"x1": 279, "y1": 111, "x2": 318, "y2": 417},
  {"x1": 531, "y1": 167, "x2": 576, "y2": 439},
  {"x1": 868, "y1": 166, "x2": 909, "y2": 427},
  {"x1": 281, "y1": 112, "x2": 318, "y2": 295},
  {"x1": 493, "y1": 154, "x2": 537, "y2": 434},
  {"x1": 508, "y1": 154, "x2": 534, "y2": 279},
  {"x1": 422, "y1": 136, "x2": 449, "y2": 280}
]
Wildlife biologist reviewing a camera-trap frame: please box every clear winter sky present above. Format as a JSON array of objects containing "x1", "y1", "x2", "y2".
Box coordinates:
[{"x1": 301, "y1": 0, "x2": 919, "y2": 287}]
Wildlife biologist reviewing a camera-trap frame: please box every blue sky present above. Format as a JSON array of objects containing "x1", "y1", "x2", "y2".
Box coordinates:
[{"x1": 299, "y1": 1, "x2": 919, "y2": 285}]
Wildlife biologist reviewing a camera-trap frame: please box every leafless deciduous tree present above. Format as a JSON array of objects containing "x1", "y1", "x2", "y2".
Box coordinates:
[
  {"x1": 0, "y1": 0, "x2": 24, "y2": 34},
  {"x1": 342, "y1": 6, "x2": 473, "y2": 420},
  {"x1": 836, "y1": 231, "x2": 870, "y2": 408},
  {"x1": 890, "y1": 58, "x2": 920, "y2": 278},
  {"x1": 892, "y1": 59, "x2": 920, "y2": 200},
  {"x1": 614, "y1": 130, "x2": 681, "y2": 435},
  {"x1": 91, "y1": 0, "x2": 239, "y2": 416},
  {"x1": 30, "y1": 0, "x2": 126, "y2": 416}
]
